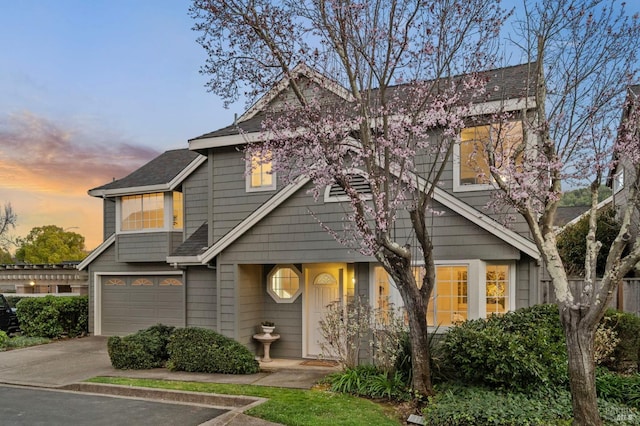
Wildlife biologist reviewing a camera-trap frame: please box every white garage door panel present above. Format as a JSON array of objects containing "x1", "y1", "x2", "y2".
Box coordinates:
[{"x1": 101, "y1": 275, "x2": 184, "y2": 336}]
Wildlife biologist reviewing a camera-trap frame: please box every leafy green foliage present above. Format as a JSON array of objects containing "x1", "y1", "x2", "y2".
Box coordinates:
[
  {"x1": 0, "y1": 248, "x2": 13, "y2": 264},
  {"x1": 441, "y1": 304, "x2": 568, "y2": 391},
  {"x1": 167, "y1": 327, "x2": 260, "y2": 374},
  {"x1": 16, "y1": 296, "x2": 88, "y2": 338},
  {"x1": 423, "y1": 383, "x2": 574, "y2": 425},
  {"x1": 15, "y1": 225, "x2": 87, "y2": 264},
  {"x1": 556, "y1": 207, "x2": 621, "y2": 277},
  {"x1": 326, "y1": 365, "x2": 410, "y2": 401},
  {"x1": 0, "y1": 330, "x2": 8, "y2": 347},
  {"x1": 107, "y1": 324, "x2": 176, "y2": 370},
  {"x1": 601, "y1": 309, "x2": 640, "y2": 373},
  {"x1": 1, "y1": 335, "x2": 50, "y2": 350},
  {"x1": 559, "y1": 185, "x2": 612, "y2": 207},
  {"x1": 597, "y1": 370, "x2": 640, "y2": 410}
]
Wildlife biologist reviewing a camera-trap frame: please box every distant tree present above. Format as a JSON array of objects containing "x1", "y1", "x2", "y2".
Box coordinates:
[
  {"x1": 557, "y1": 208, "x2": 621, "y2": 277},
  {"x1": 0, "y1": 248, "x2": 13, "y2": 264},
  {"x1": 15, "y1": 225, "x2": 87, "y2": 264},
  {"x1": 559, "y1": 186, "x2": 612, "y2": 207},
  {"x1": 0, "y1": 203, "x2": 17, "y2": 250}
]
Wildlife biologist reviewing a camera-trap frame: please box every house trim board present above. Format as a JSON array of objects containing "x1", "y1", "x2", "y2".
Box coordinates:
[{"x1": 78, "y1": 234, "x2": 116, "y2": 271}]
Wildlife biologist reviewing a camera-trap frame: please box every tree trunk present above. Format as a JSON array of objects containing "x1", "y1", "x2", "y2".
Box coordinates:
[
  {"x1": 561, "y1": 307, "x2": 601, "y2": 426},
  {"x1": 403, "y1": 289, "x2": 434, "y2": 397}
]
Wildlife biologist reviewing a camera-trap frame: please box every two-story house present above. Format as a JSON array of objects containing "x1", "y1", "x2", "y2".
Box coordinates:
[{"x1": 80, "y1": 62, "x2": 542, "y2": 360}]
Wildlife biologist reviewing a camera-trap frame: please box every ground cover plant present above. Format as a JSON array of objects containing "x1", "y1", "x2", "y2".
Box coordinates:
[{"x1": 86, "y1": 376, "x2": 400, "y2": 426}]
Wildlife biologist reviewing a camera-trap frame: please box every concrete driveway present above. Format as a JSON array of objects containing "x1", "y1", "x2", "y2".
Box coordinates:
[{"x1": 0, "y1": 336, "x2": 113, "y2": 387}]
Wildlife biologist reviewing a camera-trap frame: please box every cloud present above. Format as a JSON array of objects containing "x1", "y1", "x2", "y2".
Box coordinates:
[
  {"x1": 0, "y1": 110, "x2": 162, "y2": 250},
  {"x1": 0, "y1": 110, "x2": 160, "y2": 195}
]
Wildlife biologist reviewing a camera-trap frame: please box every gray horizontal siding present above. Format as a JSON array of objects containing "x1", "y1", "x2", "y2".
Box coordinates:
[
  {"x1": 185, "y1": 266, "x2": 217, "y2": 329},
  {"x1": 221, "y1": 182, "x2": 521, "y2": 264},
  {"x1": 184, "y1": 163, "x2": 209, "y2": 236},
  {"x1": 103, "y1": 199, "x2": 116, "y2": 239},
  {"x1": 211, "y1": 148, "x2": 278, "y2": 242},
  {"x1": 116, "y1": 232, "x2": 181, "y2": 262}
]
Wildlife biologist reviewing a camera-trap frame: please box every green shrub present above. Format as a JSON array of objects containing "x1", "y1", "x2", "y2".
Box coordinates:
[
  {"x1": 597, "y1": 370, "x2": 640, "y2": 410},
  {"x1": 602, "y1": 309, "x2": 640, "y2": 373},
  {"x1": 556, "y1": 206, "x2": 620, "y2": 277},
  {"x1": 5, "y1": 296, "x2": 25, "y2": 308},
  {"x1": 441, "y1": 304, "x2": 567, "y2": 391},
  {"x1": 167, "y1": 327, "x2": 259, "y2": 374},
  {"x1": 16, "y1": 296, "x2": 88, "y2": 338},
  {"x1": 107, "y1": 324, "x2": 175, "y2": 370},
  {"x1": 0, "y1": 330, "x2": 8, "y2": 347}
]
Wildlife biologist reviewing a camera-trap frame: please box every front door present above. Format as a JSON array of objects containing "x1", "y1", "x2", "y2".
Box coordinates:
[{"x1": 304, "y1": 263, "x2": 345, "y2": 358}]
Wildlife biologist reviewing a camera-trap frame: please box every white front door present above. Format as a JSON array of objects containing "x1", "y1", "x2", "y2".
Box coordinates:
[{"x1": 304, "y1": 264, "x2": 344, "y2": 358}]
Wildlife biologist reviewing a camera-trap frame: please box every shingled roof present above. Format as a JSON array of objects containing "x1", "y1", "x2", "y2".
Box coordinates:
[
  {"x1": 189, "y1": 62, "x2": 536, "y2": 143},
  {"x1": 89, "y1": 149, "x2": 204, "y2": 196}
]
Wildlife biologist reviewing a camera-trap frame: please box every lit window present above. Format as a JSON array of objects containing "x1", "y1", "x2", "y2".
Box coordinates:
[
  {"x1": 132, "y1": 278, "x2": 153, "y2": 286},
  {"x1": 172, "y1": 192, "x2": 183, "y2": 229},
  {"x1": 486, "y1": 265, "x2": 509, "y2": 316},
  {"x1": 267, "y1": 265, "x2": 302, "y2": 303},
  {"x1": 456, "y1": 121, "x2": 523, "y2": 190},
  {"x1": 121, "y1": 193, "x2": 164, "y2": 231},
  {"x1": 428, "y1": 266, "x2": 468, "y2": 326},
  {"x1": 119, "y1": 192, "x2": 183, "y2": 232},
  {"x1": 247, "y1": 151, "x2": 276, "y2": 192}
]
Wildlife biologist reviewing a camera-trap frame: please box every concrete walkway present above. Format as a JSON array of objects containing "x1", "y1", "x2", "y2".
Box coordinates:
[{"x1": 0, "y1": 336, "x2": 339, "y2": 425}]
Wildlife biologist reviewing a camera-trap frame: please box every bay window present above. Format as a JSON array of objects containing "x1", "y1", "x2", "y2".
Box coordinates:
[{"x1": 119, "y1": 191, "x2": 183, "y2": 232}]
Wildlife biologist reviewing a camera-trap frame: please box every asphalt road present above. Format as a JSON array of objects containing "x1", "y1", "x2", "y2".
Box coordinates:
[{"x1": 0, "y1": 385, "x2": 227, "y2": 426}]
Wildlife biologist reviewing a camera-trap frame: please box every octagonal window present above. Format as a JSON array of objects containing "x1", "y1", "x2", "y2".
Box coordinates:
[{"x1": 267, "y1": 265, "x2": 302, "y2": 303}]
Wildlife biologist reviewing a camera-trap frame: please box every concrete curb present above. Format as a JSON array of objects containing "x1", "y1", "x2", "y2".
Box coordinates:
[{"x1": 59, "y1": 382, "x2": 276, "y2": 426}]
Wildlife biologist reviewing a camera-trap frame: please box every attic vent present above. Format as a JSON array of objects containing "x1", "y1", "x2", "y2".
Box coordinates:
[{"x1": 324, "y1": 173, "x2": 372, "y2": 202}]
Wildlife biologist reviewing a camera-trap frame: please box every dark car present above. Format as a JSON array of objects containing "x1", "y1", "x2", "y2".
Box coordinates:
[{"x1": 0, "y1": 294, "x2": 20, "y2": 334}]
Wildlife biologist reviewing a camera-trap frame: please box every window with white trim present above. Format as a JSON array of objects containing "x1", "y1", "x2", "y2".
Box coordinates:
[
  {"x1": 372, "y1": 261, "x2": 514, "y2": 327},
  {"x1": 118, "y1": 191, "x2": 183, "y2": 233},
  {"x1": 267, "y1": 265, "x2": 302, "y2": 303},
  {"x1": 246, "y1": 151, "x2": 276, "y2": 192},
  {"x1": 454, "y1": 121, "x2": 523, "y2": 192}
]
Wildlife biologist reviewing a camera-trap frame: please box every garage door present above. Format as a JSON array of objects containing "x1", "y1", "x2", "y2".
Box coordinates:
[{"x1": 101, "y1": 275, "x2": 184, "y2": 336}]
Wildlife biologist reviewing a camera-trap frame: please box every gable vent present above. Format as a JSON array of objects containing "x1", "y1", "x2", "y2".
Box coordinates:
[{"x1": 325, "y1": 173, "x2": 372, "y2": 202}]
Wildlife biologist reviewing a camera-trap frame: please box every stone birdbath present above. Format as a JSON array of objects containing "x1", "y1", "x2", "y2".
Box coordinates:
[{"x1": 253, "y1": 331, "x2": 280, "y2": 362}]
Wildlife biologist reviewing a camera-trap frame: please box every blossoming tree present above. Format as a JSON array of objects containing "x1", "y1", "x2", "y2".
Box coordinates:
[
  {"x1": 483, "y1": 1, "x2": 640, "y2": 424},
  {"x1": 190, "y1": 0, "x2": 507, "y2": 396}
]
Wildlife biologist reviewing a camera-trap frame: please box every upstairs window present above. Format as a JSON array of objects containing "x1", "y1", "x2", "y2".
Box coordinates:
[
  {"x1": 247, "y1": 151, "x2": 276, "y2": 192},
  {"x1": 454, "y1": 121, "x2": 523, "y2": 192},
  {"x1": 119, "y1": 192, "x2": 183, "y2": 232}
]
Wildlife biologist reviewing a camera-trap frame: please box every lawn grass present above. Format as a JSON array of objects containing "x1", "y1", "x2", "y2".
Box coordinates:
[{"x1": 87, "y1": 376, "x2": 401, "y2": 426}]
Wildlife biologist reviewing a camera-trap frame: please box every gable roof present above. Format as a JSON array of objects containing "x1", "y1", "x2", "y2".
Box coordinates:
[
  {"x1": 189, "y1": 62, "x2": 536, "y2": 150},
  {"x1": 88, "y1": 149, "x2": 205, "y2": 197}
]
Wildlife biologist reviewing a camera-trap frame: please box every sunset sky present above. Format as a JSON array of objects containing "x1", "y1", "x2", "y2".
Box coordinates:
[{"x1": 0, "y1": 1, "x2": 240, "y2": 251}]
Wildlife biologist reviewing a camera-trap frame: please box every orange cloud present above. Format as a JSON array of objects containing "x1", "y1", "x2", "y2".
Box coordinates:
[{"x1": 0, "y1": 111, "x2": 161, "y2": 251}]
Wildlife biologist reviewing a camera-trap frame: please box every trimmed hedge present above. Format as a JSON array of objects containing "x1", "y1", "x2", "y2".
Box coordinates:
[
  {"x1": 16, "y1": 295, "x2": 88, "y2": 338},
  {"x1": 167, "y1": 327, "x2": 260, "y2": 374},
  {"x1": 107, "y1": 324, "x2": 175, "y2": 370},
  {"x1": 441, "y1": 304, "x2": 568, "y2": 391}
]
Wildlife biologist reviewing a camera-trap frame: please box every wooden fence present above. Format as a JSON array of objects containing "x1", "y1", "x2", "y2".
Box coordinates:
[{"x1": 541, "y1": 278, "x2": 640, "y2": 315}]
